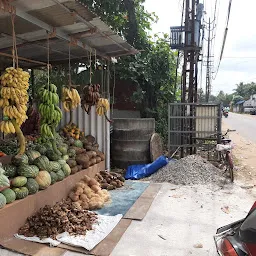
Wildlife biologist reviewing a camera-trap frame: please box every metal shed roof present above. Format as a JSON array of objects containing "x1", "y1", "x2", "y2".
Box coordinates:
[{"x1": 0, "y1": 0, "x2": 138, "y2": 68}]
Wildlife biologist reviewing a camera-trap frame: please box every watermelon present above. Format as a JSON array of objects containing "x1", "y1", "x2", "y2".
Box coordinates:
[
  {"x1": 62, "y1": 155, "x2": 69, "y2": 161},
  {"x1": 49, "y1": 161, "x2": 61, "y2": 172},
  {"x1": 49, "y1": 172, "x2": 58, "y2": 184},
  {"x1": 12, "y1": 187, "x2": 29, "y2": 199},
  {"x1": 18, "y1": 164, "x2": 39, "y2": 178},
  {"x1": 11, "y1": 154, "x2": 29, "y2": 166},
  {"x1": 58, "y1": 160, "x2": 66, "y2": 167},
  {"x1": 0, "y1": 170, "x2": 10, "y2": 191},
  {"x1": 62, "y1": 163, "x2": 71, "y2": 177},
  {"x1": 11, "y1": 176, "x2": 27, "y2": 187},
  {"x1": 46, "y1": 150, "x2": 61, "y2": 161},
  {"x1": 34, "y1": 145, "x2": 47, "y2": 155},
  {"x1": 3, "y1": 164, "x2": 17, "y2": 178},
  {"x1": 58, "y1": 144, "x2": 68, "y2": 155},
  {"x1": 26, "y1": 178, "x2": 39, "y2": 194},
  {"x1": 1, "y1": 188, "x2": 16, "y2": 203},
  {"x1": 26, "y1": 150, "x2": 41, "y2": 164},
  {"x1": 35, "y1": 171, "x2": 51, "y2": 189},
  {"x1": 68, "y1": 148, "x2": 76, "y2": 158},
  {"x1": 33, "y1": 156, "x2": 50, "y2": 171},
  {"x1": 0, "y1": 193, "x2": 6, "y2": 208},
  {"x1": 56, "y1": 170, "x2": 65, "y2": 181},
  {"x1": 74, "y1": 140, "x2": 83, "y2": 148}
]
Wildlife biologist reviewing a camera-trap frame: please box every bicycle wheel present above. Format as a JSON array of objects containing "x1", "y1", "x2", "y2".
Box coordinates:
[{"x1": 226, "y1": 152, "x2": 234, "y2": 182}]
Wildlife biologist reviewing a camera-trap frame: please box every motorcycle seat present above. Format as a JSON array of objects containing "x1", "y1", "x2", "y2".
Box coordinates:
[{"x1": 221, "y1": 139, "x2": 231, "y2": 143}]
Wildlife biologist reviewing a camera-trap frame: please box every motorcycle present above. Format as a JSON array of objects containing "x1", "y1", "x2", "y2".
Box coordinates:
[
  {"x1": 214, "y1": 202, "x2": 256, "y2": 255},
  {"x1": 223, "y1": 111, "x2": 229, "y2": 118}
]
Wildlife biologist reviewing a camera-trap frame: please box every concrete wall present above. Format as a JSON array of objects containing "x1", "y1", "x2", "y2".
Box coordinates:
[{"x1": 111, "y1": 109, "x2": 141, "y2": 119}]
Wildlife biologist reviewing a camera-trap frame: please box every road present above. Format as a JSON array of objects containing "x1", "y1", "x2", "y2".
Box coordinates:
[{"x1": 223, "y1": 112, "x2": 256, "y2": 144}]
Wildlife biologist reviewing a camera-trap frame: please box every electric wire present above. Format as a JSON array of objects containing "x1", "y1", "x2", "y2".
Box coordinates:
[{"x1": 213, "y1": 0, "x2": 233, "y2": 80}]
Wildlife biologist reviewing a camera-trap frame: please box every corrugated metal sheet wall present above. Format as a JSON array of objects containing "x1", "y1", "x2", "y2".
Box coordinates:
[{"x1": 59, "y1": 104, "x2": 110, "y2": 169}]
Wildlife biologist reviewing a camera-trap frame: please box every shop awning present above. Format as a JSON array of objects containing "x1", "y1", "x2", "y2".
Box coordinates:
[{"x1": 0, "y1": 0, "x2": 138, "y2": 68}]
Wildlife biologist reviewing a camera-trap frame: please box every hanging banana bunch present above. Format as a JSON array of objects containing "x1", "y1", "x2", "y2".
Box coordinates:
[
  {"x1": 62, "y1": 87, "x2": 81, "y2": 112},
  {"x1": 0, "y1": 67, "x2": 30, "y2": 133},
  {"x1": 38, "y1": 84, "x2": 62, "y2": 138},
  {"x1": 81, "y1": 84, "x2": 101, "y2": 114},
  {"x1": 96, "y1": 98, "x2": 112, "y2": 123}
]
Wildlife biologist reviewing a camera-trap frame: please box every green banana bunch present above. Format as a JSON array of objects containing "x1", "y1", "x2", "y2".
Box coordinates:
[{"x1": 38, "y1": 83, "x2": 62, "y2": 138}]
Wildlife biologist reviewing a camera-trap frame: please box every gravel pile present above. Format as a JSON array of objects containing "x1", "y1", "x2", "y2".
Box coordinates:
[{"x1": 146, "y1": 155, "x2": 227, "y2": 185}]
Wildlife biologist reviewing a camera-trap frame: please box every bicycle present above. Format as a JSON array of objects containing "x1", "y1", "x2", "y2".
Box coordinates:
[{"x1": 216, "y1": 129, "x2": 236, "y2": 182}]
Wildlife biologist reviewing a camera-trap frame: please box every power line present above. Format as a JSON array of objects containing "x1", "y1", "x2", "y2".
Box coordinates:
[{"x1": 213, "y1": 0, "x2": 233, "y2": 80}]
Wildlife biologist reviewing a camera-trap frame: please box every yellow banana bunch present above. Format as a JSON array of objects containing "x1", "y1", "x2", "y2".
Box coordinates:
[
  {"x1": 0, "y1": 67, "x2": 29, "y2": 127},
  {"x1": 0, "y1": 120, "x2": 16, "y2": 134},
  {"x1": 62, "y1": 87, "x2": 81, "y2": 112},
  {"x1": 0, "y1": 67, "x2": 30, "y2": 89},
  {"x1": 96, "y1": 98, "x2": 110, "y2": 116}
]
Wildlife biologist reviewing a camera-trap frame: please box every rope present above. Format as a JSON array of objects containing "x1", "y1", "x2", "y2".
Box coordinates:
[
  {"x1": 68, "y1": 43, "x2": 71, "y2": 88},
  {"x1": 111, "y1": 64, "x2": 116, "y2": 116},
  {"x1": 47, "y1": 34, "x2": 50, "y2": 90},
  {"x1": 89, "y1": 50, "x2": 92, "y2": 85},
  {"x1": 94, "y1": 49, "x2": 97, "y2": 70},
  {"x1": 11, "y1": 13, "x2": 18, "y2": 68}
]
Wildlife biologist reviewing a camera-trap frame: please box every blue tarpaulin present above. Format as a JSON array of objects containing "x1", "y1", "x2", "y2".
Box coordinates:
[
  {"x1": 96, "y1": 181, "x2": 149, "y2": 216},
  {"x1": 125, "y1": 156, "x2": 169, "y2": 180}
]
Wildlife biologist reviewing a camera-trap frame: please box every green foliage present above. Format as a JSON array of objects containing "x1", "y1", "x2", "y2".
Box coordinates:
[
  {"x1": 232, "y1": 95, "x2": 244, "y2": 104},
  {"x1": 233, "y1": 82, "x2": 256, "y2": 100}
]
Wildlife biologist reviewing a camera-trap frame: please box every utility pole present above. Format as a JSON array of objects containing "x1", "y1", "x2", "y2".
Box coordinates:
[
  {"x1": 205, "y1": 18, "x2": 211, "y2": 102},
  {"x1": 205, "y1": 18, "x2": 214, "y2": 102}
]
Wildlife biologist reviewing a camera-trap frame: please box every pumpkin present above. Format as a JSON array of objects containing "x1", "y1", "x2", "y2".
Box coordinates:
[
  {"x1": 26, "y1": 178, "x2": 39, "y2": 194},
  {"x1": 1, "y1": 188, "x2": 16, "y2": 203},
  {"x1": 11, "y1": 176, "x2": 27, "y2": 187},
  {"x1": 73, "y1": 140, "x2": 83, "y2": 148},
  {"x1": 35, "y1": 171, "x2": 51, "y2": 189},
  {"x1": 26, "y1": 150, "x2": 41, "y2": 164},
  {"x1": 18, "y1": 164, "x2": 39, "y2": 178},
  {"x1": 49, "y1": 172, "x2": 58, "y2": 184},
  {"x1": 12, "y1": 187, "x2": 29, "y2": 199},
  {"x1": 3, "y1": 164, "x2": 17, "y2": 178},
  {"x1": 62, "y1": 163, "x2": 71, "y2": 177},
  {"x1": 33, "y1": 156, "x2": 50, "y2": 171},
  {"x1": 56, "y1": 170, "x2": 65, "y2": 181},
  {"x1": 0, "y1": 193, "x2": 6, "y2": 208},
  {"x1": 49, "y1": 161, "x2": 61, "y2": 172},
  {"x1": 11, "y1": 154, "x2": 29, "y2": 166}
]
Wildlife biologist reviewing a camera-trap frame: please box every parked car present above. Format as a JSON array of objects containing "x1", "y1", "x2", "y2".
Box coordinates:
[{"x1": 250, "y1": 108, "x2": 256, "y2": 115}]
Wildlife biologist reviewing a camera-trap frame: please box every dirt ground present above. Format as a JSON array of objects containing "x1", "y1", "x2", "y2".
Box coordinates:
[{"x1": 222, "y1": 121, "x2": 256, "y2": 187}]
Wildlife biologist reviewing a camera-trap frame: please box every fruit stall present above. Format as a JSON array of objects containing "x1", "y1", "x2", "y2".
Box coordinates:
[{"x1": 0, "y1": 0, "x2": 139, "y2": 255}]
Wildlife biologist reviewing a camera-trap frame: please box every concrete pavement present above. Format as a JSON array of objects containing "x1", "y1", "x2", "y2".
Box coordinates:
[{"x1": 224, "y1": 112, "x2": 256, "y2": 143}]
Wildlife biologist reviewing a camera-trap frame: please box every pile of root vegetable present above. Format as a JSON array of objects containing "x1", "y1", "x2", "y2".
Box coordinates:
[
  {"x1": 18, "y1": 199, "x2": 97, "y2": 239},
  {"x1": 68, "y1": 175, "x2": 110, "y2": 210},
  {"x1": 95, "y1": 170, "x2": 125, "y2": 190}
]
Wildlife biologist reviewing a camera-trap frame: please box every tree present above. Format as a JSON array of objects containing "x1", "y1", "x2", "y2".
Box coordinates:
[
  {"x1": 234, "y1": 82, "x2": 256, "y2": 99},
  {"x1": 232, "y1": 95, "x2": 244, "y2": 104}
]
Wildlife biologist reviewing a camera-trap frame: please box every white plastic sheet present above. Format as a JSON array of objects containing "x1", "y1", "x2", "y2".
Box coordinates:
[{"x1": 14, "y1": 214, "x2": 122, "y2": 251}]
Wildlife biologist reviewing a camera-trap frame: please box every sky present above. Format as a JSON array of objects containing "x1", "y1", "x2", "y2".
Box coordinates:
[{"x1": 144, "y1": 0, "x2": 256, "y2": 96}]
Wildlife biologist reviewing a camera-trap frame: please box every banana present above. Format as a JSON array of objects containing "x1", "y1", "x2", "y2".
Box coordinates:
[
  {"x1": 8, "y1": 121, "x2": 15, "y2": 133},
  {"x1": 4, "y1": 121, "x2": 10, "y2": 134}
]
